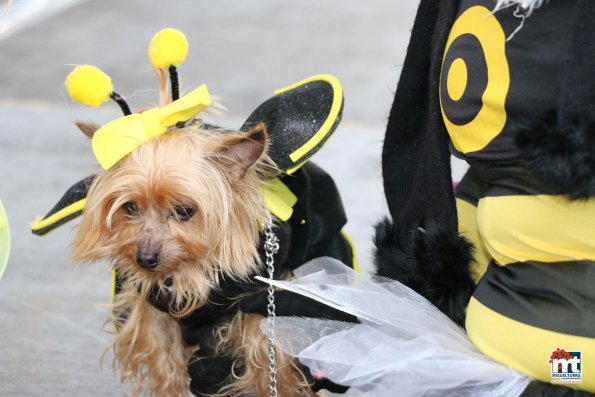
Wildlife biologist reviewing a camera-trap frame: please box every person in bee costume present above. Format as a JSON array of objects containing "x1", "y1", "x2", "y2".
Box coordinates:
[{"x1": 374, "y1": 0, "x2": 595, "y2": 395}]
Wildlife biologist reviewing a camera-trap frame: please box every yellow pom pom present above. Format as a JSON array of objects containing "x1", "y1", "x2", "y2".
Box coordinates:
[
  {"x1": 148, "y1": 28, "x2": 189, "y2": 69},
  {"x1": 65, "y1": 65, "x2": 113, "y2": 107}
]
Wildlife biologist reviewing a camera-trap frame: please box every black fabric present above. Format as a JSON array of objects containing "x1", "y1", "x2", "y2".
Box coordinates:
[
  {"x1": 373, "y1": 217, "x2": 475, "y2": 327},
  {"x1": 454, "y1": 167, "x2": 486, "y2": 206},
  {"x1": 515, "y1": 108, "x2": 595, "y2": 199},
  {"x1": 446, "y1": 0, "x2": 576, "y2": 162},
  {"x1": 473, "y1": 260, "x2": 595, "y2": 338},
  {"x1": 440, "y1": 33, "x2": 488, "y2": 126},
  {"x1": 547, "y1": 0, "x2": 595, "y2": 199},
  {"x1": 441, "y1": 0, "x2": 593, "y2": 200},
  {"x1": 241, "y1": 79, "x2": 343, "y2": 172},
  {"x1": 382, "y1": 0, "x2": 460, "y2": 232},
  {"x1": 443, "y1": 0, "x2": 594, "y2": 199},
  {"x1": 185, "y1": 324, "x2": 233, "y2": 397},
  {"x1": 279, "y1": 162, "x2": 351, "y2": 270}
]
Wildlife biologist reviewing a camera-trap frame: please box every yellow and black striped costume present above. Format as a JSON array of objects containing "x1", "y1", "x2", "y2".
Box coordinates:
[{"x1": 378, "y1": 0, "x2": 595, "y2": 393}]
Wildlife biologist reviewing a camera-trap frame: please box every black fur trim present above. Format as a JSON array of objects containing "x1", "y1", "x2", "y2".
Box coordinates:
[
  {"x1": 373, "y1": 217, "x2": 475, "y2": 327},
  {"x1": 515, "y1": 110, "x2": 595, "y2": 200}
]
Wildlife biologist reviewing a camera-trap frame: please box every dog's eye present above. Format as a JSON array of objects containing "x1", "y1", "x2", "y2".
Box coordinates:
[
  {"x1": 174, "y1": 206, "x2": 195, "y2": 221},
  {"x1": 123, "y1": 201, "x2": 138, "y2": 215}
]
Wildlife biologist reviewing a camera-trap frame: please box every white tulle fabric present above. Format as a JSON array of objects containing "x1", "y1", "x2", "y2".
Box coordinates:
[{"x1": 256, "y1": 257, "x2": 531, "y2": 397}]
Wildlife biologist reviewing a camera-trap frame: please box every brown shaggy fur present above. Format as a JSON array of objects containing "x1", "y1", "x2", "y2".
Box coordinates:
[{"x1": 72, "y1": 124, "x2": 313, "y2": 396}]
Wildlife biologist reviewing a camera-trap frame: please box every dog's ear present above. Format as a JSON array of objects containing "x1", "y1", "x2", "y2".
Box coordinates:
[
  {"x1": 218, "y1": 123, "x2": 268, "y2": 180},
  {"x1": 75, "y1": 120, "x2": 101, "y2": 138}
]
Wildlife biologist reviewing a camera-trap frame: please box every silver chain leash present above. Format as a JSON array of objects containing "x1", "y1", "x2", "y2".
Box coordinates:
[{"x1": 264, "y1": 213, "x2": 280, "y2": 397}]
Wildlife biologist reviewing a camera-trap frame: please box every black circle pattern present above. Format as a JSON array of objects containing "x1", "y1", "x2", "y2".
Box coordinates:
[{"x1": 440, "y1": 33, "x2": 488, "y2": 126}]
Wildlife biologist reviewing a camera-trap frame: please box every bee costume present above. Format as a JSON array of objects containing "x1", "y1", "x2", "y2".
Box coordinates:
[
  {"x1": 242, "y1": 1, "x2": 595, "y2": 395},
  {"x1": 32, "y1": 28, "x2": 356, "y2": 395},
  {"x1": 374, "y1": 0, "x2": 595, "y2": 394}
]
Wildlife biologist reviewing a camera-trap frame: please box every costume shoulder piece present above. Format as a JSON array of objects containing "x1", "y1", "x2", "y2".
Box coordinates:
[{"x1": 31, "y1": 33, "x2": 344, "y2": 235}]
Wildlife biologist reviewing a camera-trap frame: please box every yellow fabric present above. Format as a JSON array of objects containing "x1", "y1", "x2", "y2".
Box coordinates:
[
  {"x1": 92, "y1": 84, "x2": 211, "y2": 170},
  {"x1": 274, "y1": 75, "x2": 343, "y2": 170},
  {"x1": 31, "y1": 198, "x2": 87, "y2": 234},
  {"x1": 111, "y1": 269, "x2": 117, "y2": 303},
  {"x1": 477, "y1": 195, "x2": 595, "y2": 265},
  {"x1": 467, "y1": 297, "x2": 595, "y2": 392},
  {"x1": 456, "y1": 198, "x2": 490, "y2": 282},
  {"x1": 0, "y1": 200, "x2": 10, "y2": 280},
  {"x1": 148, "y1": 28, "x2": 189, "y2": 69},
  {"x1": 340, "y1": 230, "x2": 360, "y2": 273},
  {"x1": 65, "y1": 65, "x2": 113, "y2": 107},
  {"x1": 440, "y1": 6, "x2": 510, "y2": 154},
  {"x1": 261, "y1": 178, "x2": 298, "y2": 222}
]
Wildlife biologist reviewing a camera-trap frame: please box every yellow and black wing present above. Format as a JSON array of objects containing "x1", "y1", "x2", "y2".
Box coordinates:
[
  {"x1": 31, "y1": 176, "x2": 95, "y2": 236},
  {"x1": 241, "y1": 74, "x2": 344, "y2": 174}
]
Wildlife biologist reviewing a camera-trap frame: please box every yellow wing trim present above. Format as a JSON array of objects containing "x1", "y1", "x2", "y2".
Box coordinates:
[
  {"x1": 341, "y1": 229, "x2": 360, "y2": 273},
  {"x1": 31, "y1": 198, "x2": 87, "y2": 234}
]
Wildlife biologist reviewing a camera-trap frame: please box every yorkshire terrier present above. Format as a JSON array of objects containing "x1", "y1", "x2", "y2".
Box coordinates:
[
  {"x1": 70, "y1": 121, "x2": 319, "y2": 397},
  {"x1": 36, "y1": 28, "x2": 353, "y2": 397}
]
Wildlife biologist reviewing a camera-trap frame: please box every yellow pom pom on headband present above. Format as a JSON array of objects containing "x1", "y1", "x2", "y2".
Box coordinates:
[
  {"x1": 65, "y1": 28, "x2": 211, "y2": 170},
  {"x1": 149, "y1": 28, "x2": 189, "y2": 101}
]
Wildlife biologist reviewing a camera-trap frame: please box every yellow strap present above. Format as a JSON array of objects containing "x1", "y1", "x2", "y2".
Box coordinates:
[{"x1": 261, "y1": 178, "x2": 298, "y2": 222}]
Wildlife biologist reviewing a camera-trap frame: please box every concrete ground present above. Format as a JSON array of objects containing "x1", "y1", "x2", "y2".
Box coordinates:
[{"x1": 0, "y1": 1, "x2": 425, "y2": 395}]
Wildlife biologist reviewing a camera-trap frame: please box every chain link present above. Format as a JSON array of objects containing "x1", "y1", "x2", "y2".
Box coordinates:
[{"x1": 264, "y1": 213, "x2": 280, "y2": 397}]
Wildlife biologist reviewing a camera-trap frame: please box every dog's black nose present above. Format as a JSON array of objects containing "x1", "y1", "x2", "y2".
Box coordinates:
[{"x1": 136, "y1": 252, "x2": 160, "y2": 270}]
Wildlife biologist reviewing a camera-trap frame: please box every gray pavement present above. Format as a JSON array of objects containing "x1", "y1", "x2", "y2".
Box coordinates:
[{"x1": 0, "y1": 1, "x2": 419, "y2": 395}]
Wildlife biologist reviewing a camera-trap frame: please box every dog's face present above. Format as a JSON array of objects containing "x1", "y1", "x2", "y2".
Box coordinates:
[{"x1": 72, "y1": 124, "x2": 271, "y2": 313}]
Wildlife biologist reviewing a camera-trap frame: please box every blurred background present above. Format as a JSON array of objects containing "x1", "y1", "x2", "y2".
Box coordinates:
[{"x1": 0, "y1": 1, "x2": 422, "y2": 395}]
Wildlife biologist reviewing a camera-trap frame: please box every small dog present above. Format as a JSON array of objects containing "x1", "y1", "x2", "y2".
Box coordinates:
[{"x1": 71, "y1": 122, "x2": 316, "y2": 397}]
